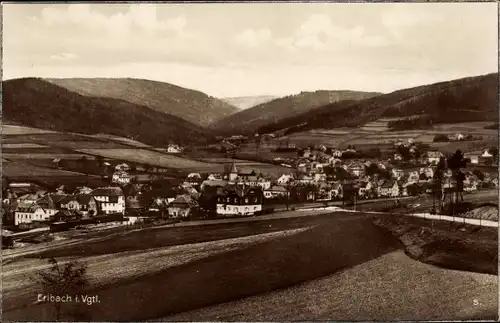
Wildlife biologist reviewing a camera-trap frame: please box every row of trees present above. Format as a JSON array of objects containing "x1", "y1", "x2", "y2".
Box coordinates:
[{"x1": 432, "y1": 149, "x2": 469, "y2": 214}]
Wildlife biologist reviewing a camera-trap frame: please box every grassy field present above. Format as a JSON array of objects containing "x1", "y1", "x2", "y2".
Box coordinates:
[
  {"x1": 429, "y1": 139, "x2": 497, "y2": 154},
  {"x1": 373, "y1": 215, "x2": 498, "y2": 275},
  {"x1": 3, "y1": 125, "x2": 57, "y2": 135},
  {"x1": 4, "y1": 212, "x2": 399, "y2": 321},
  {"x1": 165, "y1": 250, "x2": 497, "y2": 321},
  {"x1": 272, "y1": 121, "x2": 498, "y2": 149},
  {"x1": 3, "y1": 161, "x2": 91, "y2": 178},
  {"x1": 92, "y1": 134, "x2": 153, "y2": 148},
  {"x1": 3, "y1": 210, "x2": 497, "y2": 321},
  {"x1": 75, "y1": 148, "x2": 219, "y2": 171}
]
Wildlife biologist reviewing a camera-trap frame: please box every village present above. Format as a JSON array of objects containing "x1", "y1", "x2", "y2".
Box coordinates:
[{"x1": 2, "y1": 133, "x2": 498, "y2": 240}]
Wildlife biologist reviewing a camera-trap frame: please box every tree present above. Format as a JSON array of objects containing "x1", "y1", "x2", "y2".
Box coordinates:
[
  {"x1": 447, "y1": 149, "x2": 469, "y2": 209},
  {"x1": 433, "y1": 134, "x2": 449, "y2": 142},
  {"x1": 31, "y1": 258, "x2": 89, "y2": 321},
  {"x1": 365, "y1": 163, "x2": 380, "y2": 176},
  {"x1": 473, "y1": 169, "x2": 485, "y2": 181},
  {"x1": 433, "y1": 157, "x2": 447, "y2": 212},
  {"x1": 490, "y1": 147, "x2": 499, "y2": 163},
  {"x1": 407, "y1": 184, "x2": 421, "y2": 196}
]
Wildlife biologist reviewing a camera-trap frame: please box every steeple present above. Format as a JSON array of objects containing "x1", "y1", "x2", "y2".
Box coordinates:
[
  {"x1": 229, "y1": 162, "x2": 238, "y2": 182},
  {"x1": 230, "y1": 162, "x2": 238, "y2": 174}
]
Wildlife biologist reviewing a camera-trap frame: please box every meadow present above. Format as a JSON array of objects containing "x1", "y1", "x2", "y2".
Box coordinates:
[
  {"x1": 3, "y1": 211, "x2": 497, "y2": 322},
  {"x1": 76, "y1": 148, "x2": 220, "y2": 171}
]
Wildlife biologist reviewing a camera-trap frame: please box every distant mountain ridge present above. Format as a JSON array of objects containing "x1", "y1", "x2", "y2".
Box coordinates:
[
  {"x1": 44, "y1": 77, "x2": 239, "y2": 127},
  {"x1": 222, "y1": 95, "x2": 278, "y2": 110},
  {"x1": 254, "y1": 73, "x2": 498, "y2": 136},
  {"x1": 3, "y1": 78, "x2": 214, "y2": 146},
  {"x1": 211, "y1": 90, "x2": 382, "y2": 134}
]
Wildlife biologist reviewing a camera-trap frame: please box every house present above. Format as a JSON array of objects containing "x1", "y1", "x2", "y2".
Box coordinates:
[
  {"x1": 167, "y1": 195, "x2": 198, "y2": 218},
  {"x1": 58, "y1": 194, "x2": 98, "y2": 217},
  {"x1": 277, "y1": 174, "x2": 294, "y2": 185},
  {"x1": 112, "y1": 171, "x2": 131, "y2": 185},
  {"x1": 187, "y1": 173, "x2": 202, "y2": 179},
  {"x1": 358, "y1": 182, "x2": 374, "y2": 199},
  {"x1": 426, "y1": 151, "x2": 444, "y2": 165},
  {"x1": 481, "y1": 148, "x2": 494, "y2": 158},
  {"x1": 207, "y1": 173, "x2": 223, "y2": 181},
  {"x1": 316, "y1": 183, "x2": 333, "y2": 201},
  {"x1": 167, "y1": 144, "x2": 182, "y2": 153},
  {"x1": 378, "y1": 180, "x2": 400, "y2": 197},
  {"x1": 148, "y1": 197, "x2": 170, "y2": 212},
  {"x1": 297, "y1": 163, "x2": 308, "y2": 173},
  {"x1": 464, "y1": 152, "x2": 480, "y2": 165},
  {"x1": 75, "y1": 186, "x2": 93, "y2": 195},
  {"x1": 314, "y1": 173, "x2": 327, "y2": 182},
  {"x1": 216, "y1": 185, "x2": 263, "y2": 216},
  {"x1": 16, "y1": 193, "x2": 40, "y2": 206},
  {"x1": 200, "y1": 180, "x2": 229, "y2": 192},
  {"x1": 263, "y1": 185, "x2": 289, "y2": 199},
  {"x1": 184, "y1": 175, "x2": 203, "y2": 188},
  {"x1": 448, "y1": 133, "x2": 464, "y2": 141},
  {"x1": 115, "y1": 163, "x2": 130, "y2": 172},
  {"x1": 51, "y1": 210, "x2": 81, "y2": 222},
  {"x1": 236, "y1": 175, "x2": 259, "y2": 187},
  {"x1": 14, "y1": 203, "x2": 55, "y2": 226},
  {"x1": 331, "y1": 182, "x2": 343, "y2": 199},
  {"x1": 125, "y1": 194, "x2": 144, "y2": 213},
  {"x1": 419, "y1": 167, "x2": 434, "y2": 179},
  {"x1": 36, "y1": 194, "x2": 66, "y2": 210},
  {"x1": 297, "y1": 175, "x2": 314, "y2": 184},
  {"x1": 391, "y1": 168, "x2": 405, "y2": 180},
  {"x1": 91, "y1": 187, "x2": 125, "y2": 215},
  {"x1": 328, "y1": 157, "x2": 342, "y2": 166},
  {"x1": 464, "y1": 182, "x2": 478, "y2": 192},
  {"x1": 407, "y1": 171, "x2": 420, "y2": 183},
  {"x1": 302, "y1": 148, "x2": 311, "y2": 158},
  {"x1": 348, "y1": 165, "x2": 365, "y2": 177},
  {"x1": 332, "y1": 150, "x2": 343, "y2": 158},
  {"x1": 256, "y1": 178, "x2": 272, "y2": 190}
]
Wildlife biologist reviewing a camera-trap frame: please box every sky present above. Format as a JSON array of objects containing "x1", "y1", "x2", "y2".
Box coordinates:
[{"x1": 3, "y1": 2, "x2": 498, "y2": 97}]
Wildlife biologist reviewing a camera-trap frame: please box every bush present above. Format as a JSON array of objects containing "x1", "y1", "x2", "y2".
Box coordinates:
[{"x1": 433, "y1": 134, "x2": 449, "y2": 142}]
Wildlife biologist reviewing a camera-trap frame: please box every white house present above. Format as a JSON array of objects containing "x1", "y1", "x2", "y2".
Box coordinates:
[
  {"x1": 332, "y1": 149, "x2": 343, "y2": 158},
  {"x1": 277, "y1": 174, "x2": 294, "y2": 185},
  {"x1": 207, "y1": 173, "x2": 223, "y2": 180},
  {"x1": 14, "y1": 204, "x2": 56, "y2": 226},
  {"x1": 112, "y1": 171, "x2": 131, "y2": 185},
  {"x1": 115, "y1": 163, "x2": 130, "y2": 172},
  {"x1": 314, "y1": 173, "x2": 327, "y2": 182},
  {"x1": 426, "y1": 151, "x2": 444, "y2": 165},
  {"x1": 263, "y1": 185, "x2": 289, "y2": 199},
  {"x1": 91, "y1": 187, "x2": 125, "y2": 215},
  {"x1": 256, "y1": 178, "x2": 272, "y2": 190},
  {"x1": 393, "y1": 153, "x2": 403, "y2": 161},
  {"x1": 187, "y1": 173, "x2": 202, "y2": 179},
  {"x1": 167, "y1": 144, "x2": 182, "y2": 153},
  {"x1": 481, "y1": 148, "x2": 493, "y2": 158},
  {"x1": 465, "y1": 153, "x2": 480, "y2": 164}
]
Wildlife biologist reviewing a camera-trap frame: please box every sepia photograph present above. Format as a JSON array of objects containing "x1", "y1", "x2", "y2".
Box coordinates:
[{"x1": 2, "y1": 1, "x2": 499, "y2": 322}]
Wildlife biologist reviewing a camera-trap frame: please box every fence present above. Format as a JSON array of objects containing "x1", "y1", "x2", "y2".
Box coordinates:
[{"x1": 407, "y1": 212, "x2": 498, "y2": 228}]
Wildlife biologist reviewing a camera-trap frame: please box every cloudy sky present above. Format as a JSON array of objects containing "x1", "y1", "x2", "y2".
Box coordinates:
[{"x1": 3, "y1": 2, "x2": 498, "y2": 97}]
